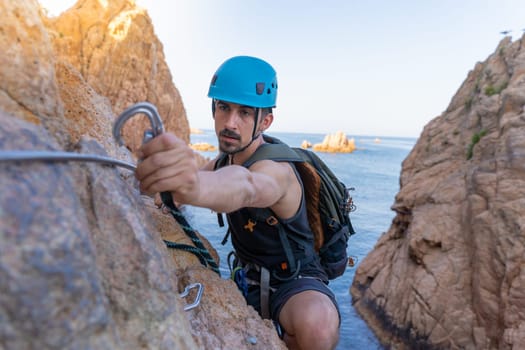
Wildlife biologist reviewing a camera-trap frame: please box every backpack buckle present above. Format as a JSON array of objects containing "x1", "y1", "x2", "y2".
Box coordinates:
[
  {"x1": 266, "y1": 216, "x2": 279, "y2": 226},
  {"x1": 342, "y1": 187, "x2": 356, "y2": 214}
]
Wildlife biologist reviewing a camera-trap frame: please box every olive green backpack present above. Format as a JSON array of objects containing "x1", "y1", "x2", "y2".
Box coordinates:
[{"x1": 216, "y1": 134, "x2": 356, "y2": 279}]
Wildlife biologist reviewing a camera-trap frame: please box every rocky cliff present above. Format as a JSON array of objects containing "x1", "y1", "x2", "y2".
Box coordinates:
[
  {"x1": 351, "y1": 36, "x2": 525, "y2": 349},
  {"x1": 0, "y1": 0, "x2": 285, "y2": 349}
]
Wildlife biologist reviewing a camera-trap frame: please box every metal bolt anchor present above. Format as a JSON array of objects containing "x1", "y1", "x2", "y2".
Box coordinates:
[
  {"x1": 179, "y1": 282, "x2": 204, "y2": 311},
  {"x1": 113, "y1": 102, "x2": 165, "y2": 146}
]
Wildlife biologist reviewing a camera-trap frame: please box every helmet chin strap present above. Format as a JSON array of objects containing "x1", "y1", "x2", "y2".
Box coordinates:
[
  {"x1": 225, "y1": 132, "x2": 260, "y2": 156},
  {"x1": 225, "y1": 107, "x2": 261, "y2": 156}
]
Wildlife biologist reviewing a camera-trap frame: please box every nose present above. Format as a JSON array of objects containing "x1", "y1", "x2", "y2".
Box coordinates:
[{"x1": 223, "y1": 109, "x2": 241, "y2": 129}]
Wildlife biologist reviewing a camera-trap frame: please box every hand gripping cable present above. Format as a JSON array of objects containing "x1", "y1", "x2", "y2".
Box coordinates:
[{"x1": 113, "y1": 102, "x2": 220, "y2": 276}]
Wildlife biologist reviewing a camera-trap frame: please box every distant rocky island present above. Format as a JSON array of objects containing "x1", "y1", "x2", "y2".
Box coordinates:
[
  {"x1": 190, "y1": 131, "x2": 356, "y2": 155},
  {"x1": 307, "y1": 131, "x2": 356, "y2": 153}
]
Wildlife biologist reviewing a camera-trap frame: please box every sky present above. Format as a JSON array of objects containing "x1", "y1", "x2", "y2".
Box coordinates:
[{"x1": 40, "y1": 0, "x2": 525, "y2": 138}]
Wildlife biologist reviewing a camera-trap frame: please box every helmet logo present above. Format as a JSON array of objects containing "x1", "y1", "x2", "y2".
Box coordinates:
[{"x1": 256, "y1": 82, "x2": 265, "y2": 95}]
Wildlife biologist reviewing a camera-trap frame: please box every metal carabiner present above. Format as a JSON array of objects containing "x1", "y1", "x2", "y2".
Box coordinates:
[
  {"x1": 179, "y1": 282, "x2": 204, "y2": 311},
  {"x1": 112, "y1": 102, "x2": 165, "y2": 146}
]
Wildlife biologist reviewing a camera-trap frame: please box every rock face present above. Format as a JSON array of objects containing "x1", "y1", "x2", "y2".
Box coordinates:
[
  {"x1": 0, "y1": 0, "x2": 66, "y2": 144},
  {"x1": 351, "y1": 36, "x2": 525, "y2": 349},
  {"x1": 0, "y1": 0, "x2": 285, "y2": 349},
  {"x1": 43, "y1": 0, "x2": 189, "y2": 153}
]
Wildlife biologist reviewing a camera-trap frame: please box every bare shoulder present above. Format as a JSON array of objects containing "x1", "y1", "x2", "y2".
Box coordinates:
[
  {"x1": 250, "y1": 159, "x2": 301, "y2": 219},
  {"x1": 249, "y1": 159, "x2": 295, "y2": 179}
]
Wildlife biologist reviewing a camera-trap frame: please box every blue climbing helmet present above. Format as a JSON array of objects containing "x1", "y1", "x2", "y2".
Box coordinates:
[{"x1": 208, "y1": 56, "x2": 278, "y2": 108}]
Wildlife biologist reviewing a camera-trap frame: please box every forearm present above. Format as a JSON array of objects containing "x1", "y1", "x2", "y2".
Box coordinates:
[
  {"x1": 135, "y1": 134, "x2": 287, "y2": 213},
  {"x1": 180, "y1": 165, "x2": 257, "y2": 213}
]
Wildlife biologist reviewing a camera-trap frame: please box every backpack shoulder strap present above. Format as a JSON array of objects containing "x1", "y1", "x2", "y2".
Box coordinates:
[
  {"x1": 243, "y1": 135, "x2": 303, "y2": 168},
  {"x1": 214, "y1": 152, "x2": 229, "y2": 170}
]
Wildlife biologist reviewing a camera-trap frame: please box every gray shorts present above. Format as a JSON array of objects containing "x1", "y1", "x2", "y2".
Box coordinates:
[{"x1": 246, "y1": 277, "x2": 340, "y2": 326}]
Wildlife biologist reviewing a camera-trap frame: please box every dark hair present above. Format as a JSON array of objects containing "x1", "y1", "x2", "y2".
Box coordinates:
[{"x1": 261, "y1": 107, "x2": 273, "y2": 116}]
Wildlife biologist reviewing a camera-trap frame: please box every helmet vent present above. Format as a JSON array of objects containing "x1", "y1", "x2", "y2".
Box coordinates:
[
  {"x1": 256, "y1": 82, "x2": 265, "y2": 95},
  {"x1": 210, "y1": 74, "x2": 218, "y2": 86}
]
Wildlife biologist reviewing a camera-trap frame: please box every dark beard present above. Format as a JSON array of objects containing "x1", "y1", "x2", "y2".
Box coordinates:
[{"x1": 218, "y1": 128, "x2": 242, "y2": 154}]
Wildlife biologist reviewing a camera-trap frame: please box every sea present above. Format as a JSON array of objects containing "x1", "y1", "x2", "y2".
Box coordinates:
[{"x1": 186, "y1": 130, "x2": 417, "y2": 349}]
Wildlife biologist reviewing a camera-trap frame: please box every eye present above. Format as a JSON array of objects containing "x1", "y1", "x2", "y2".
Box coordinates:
[
  {"x1": 217, "y1": 103, "x2": 228, "y2": 111},
  {"x1": 240, "y1": 108, "x2": 254, "y2": 118}
]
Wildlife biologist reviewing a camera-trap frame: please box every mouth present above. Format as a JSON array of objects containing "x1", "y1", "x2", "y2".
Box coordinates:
[
  {"x1": 219, "y1": 130, "x2": 241, "y2": 143},
  {"x1": 220, "y1": 135, "x2": 239, "y2": 143}
]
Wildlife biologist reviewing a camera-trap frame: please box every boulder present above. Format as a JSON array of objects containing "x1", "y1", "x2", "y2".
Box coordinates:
[{"x1": 351, "y1": 36, "x2": 525, "y2": 349}]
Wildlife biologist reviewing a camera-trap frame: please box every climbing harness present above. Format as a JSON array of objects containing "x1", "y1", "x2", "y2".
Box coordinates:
[
  {"x1": 228, "y1": 252, "x2": 249, "y2": 298},
  {"x1": 227, "y1": 252, "x2": 276, "y2": 319},
  {"x1": 112, "y1": 102, "x2": 220, "y2": 275}
]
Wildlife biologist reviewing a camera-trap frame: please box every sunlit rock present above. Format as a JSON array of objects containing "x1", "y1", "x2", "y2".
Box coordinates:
[
  {"x1": 190, "y1": 127, "x2": 204, "y2": 134},
  {"x1": 312, "y1": 131, "x2": 356, "y2": 153},
  {"x1": 190, "y1": 142, "x2": 217, "y2": 152},
  {"x1": 351, "y1": 36, "x2": 525, "y2": 349},
  {"x1": 43, "y1": 0, "x2": 189, "y2": 154},
  {"x1": 300, "y1": 140, "x2": 312, "y2": 149}
]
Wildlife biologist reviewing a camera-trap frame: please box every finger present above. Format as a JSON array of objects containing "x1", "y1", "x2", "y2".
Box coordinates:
[
  {"x1": 154, "y1": 193, "x2": 162, "y2": 208},
  {"x1": 139, "y1": 162, "x2": 188, "y2": 194},
  {"x1": 137, "y1": 138, "x2": 198, "y2": 182},
  {"x1": 135, "y1": 147, "x2": 182, "y2": 181},
  {"x1": 140, "y1": 149, "x2": 199, "y2": 195},
  {"x1": 140, "y1": 133, "x2": 183, "y2": 158},
  {"x1": 141, "y1": 159, "x2": 199, "y2": 198}
]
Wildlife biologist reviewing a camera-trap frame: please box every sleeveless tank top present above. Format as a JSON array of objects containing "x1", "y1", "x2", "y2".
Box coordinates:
[{"x1": 226, "y1": 164, "x2": 327, "y2": 283}]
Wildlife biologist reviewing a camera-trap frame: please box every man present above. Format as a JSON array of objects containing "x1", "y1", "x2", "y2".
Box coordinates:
[{"x1": 136, "y1": 56, "x2": 340, "y2": 350}]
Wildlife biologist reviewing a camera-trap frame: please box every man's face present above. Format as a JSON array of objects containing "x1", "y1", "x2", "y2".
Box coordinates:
[{"x1": 214, "y1": 100, "x2": 257, "y2": 154}]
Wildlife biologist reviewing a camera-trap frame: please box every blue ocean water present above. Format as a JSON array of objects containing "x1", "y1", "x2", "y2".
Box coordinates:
[{"x1": 187, "y1": 130, "x2": 416, "y2": 349}]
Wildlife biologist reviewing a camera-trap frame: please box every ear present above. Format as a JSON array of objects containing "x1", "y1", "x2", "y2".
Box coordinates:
[{"x1": 259, "y1": 112, "x2": 273, "y2": 132}]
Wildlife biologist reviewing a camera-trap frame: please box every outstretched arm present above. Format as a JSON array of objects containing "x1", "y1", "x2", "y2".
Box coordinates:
[{"x1": 135, "y1": 133, "x2": 299, "y2": 214}]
